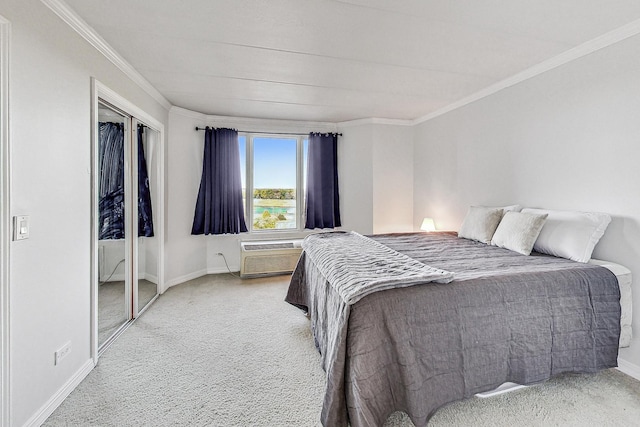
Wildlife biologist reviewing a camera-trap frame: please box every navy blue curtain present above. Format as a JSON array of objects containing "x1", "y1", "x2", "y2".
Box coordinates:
[
  {"x1": 192, "y1": 127, "x2": 248, "y2": 235},
  {"x1": 305, "y1": 132, "x2": 341, "y2": 229},
  {"x1": 98, "y1": 122, "x2": 125, "y2": 240},
  {"x1": 137, "y1": 125, "x2": 154, "y2": 237}
]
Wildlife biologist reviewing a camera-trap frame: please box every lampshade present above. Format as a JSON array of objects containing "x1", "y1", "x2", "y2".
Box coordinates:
[{"x1": 420, "y1": 217, "x2": 436, "y2": 232}]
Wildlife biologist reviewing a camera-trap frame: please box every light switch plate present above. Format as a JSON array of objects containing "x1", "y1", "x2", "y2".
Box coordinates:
[{"x1": 13, "y1": 215, "x2": 29, "y2": 240}]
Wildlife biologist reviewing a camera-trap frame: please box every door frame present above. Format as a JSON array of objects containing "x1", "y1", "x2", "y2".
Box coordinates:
[
  {"x1": 0, "y1": 14, "x2": 10, "y2": 427},
  {"x1": 0, "y1": 15, "x2": 11, "y2": 427},
  {"x1": 90, "y1": 79, "x2": 165, "y2": 363}
]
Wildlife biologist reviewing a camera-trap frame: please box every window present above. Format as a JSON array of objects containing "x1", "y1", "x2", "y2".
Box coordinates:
[{"x1": 239, "y1": 134, "x2": 308, "y2": 232}]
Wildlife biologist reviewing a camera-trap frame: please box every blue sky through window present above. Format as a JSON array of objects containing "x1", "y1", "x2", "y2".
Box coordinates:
[
  {"x1": 238, "y1": 135, "x2": 307, "y2": 190},
  {"x1": 254, "y1": 137, "x2": 296, "y2": 189}
]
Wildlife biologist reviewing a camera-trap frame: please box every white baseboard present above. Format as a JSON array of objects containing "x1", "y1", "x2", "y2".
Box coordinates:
[
  {"x1": 24, "y1": 359, "x2": 94, "y2": 427},
  {"x1": 100, "y1": 273, "x2": 159, "y2": 284},
  {"x1": 162, "y1": 269, "x2": 208, "y2": 291},
  {"x1": 207, "y1": 266, "x2": 240, "y2": 275},
  {"x1": 99, "y1": 273, "x2": 125, "y2": 283},
  {"x1": 162, "y1": 267, "x2": 241, "y2": 292},
  {"x1": 140, "y1": 272, "x2": 158, "y2": 284},
  {"x1": 617, "y1": 358, "x2": 640, "y2": 381}
]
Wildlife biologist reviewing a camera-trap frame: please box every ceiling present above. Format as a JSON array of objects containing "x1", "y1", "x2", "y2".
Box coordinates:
[{"x1": 63, "y1": 0, "x2": 640, "y2": 123}]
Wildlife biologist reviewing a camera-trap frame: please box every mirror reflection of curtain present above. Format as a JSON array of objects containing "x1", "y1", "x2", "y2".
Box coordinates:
[
  {"x1": 137, "y1": 125, "x2": 154, "y2": 237},
  {"x1": 98, "y1": 122, "x2": 154, "y2": 240},
  {"x1": 99, "y1": 122, "x2": 125, "y2": 240}
]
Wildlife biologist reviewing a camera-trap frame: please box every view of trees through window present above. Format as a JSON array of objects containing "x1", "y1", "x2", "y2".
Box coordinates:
[{"x1": 239, "y1": 135, "x2": 308, "y2": 231}]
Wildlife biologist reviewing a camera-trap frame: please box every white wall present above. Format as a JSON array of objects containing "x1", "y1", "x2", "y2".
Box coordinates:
[
  {"x1": 98, "y1": 240, "x2": 125, "y2": 282},
  {"x1": 372, "y1": 124, "x2": 414, "y2": 233},
  {"x1": 165, "y1": 109, "x2": 208, "y2": 286},
  {"x1": 413, "y1": 34, "x2": 640, "y2": 373},
  {"x1": 337, "y1": 120, "x2": 415, "y2": 235},
  {"x1": 337, "y1": 121, "x2": 374, "y2": 234},
  {"x1": 2, "y1": 1, "x2": 168, "y2": 425}
]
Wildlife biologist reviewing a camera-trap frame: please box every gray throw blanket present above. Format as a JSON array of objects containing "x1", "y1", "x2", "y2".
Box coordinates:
[{"x1": 302, "y1": 232, "x2": 454, "y2": 305}]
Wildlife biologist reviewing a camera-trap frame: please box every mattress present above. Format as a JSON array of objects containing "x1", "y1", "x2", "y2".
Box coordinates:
[{"x1": 590, "y1": 259, "x2": 632, "y2": 348}]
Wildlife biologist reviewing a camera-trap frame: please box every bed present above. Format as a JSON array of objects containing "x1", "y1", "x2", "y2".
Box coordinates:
[{"x1": 286, "y1": 227, "x2": 631, "y2": 427}]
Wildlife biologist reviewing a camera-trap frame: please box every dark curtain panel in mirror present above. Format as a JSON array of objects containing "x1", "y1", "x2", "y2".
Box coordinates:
[
  {"x1": 137, "y1": 125, "x2": 154, "y2": 237},
  {"x1": 305, "y1": 132, "x2": 341, "y2": 229},
  {"x1": 98, "y1": 122, "x2": 125, "y2": 240},
  {"x1": 98, "y1": 122, "x2": 155, "y2": 240},
  {"x1": 192, "y1": 127, "x2": 248, "y2": 235}
]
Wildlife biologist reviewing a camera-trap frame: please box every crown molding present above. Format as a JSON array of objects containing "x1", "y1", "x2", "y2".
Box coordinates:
[
  {"x1": 338, "y1": 117, "x2": 414, "y2": 128},
  {"x1": 171, "y1": 106, "x2": 338, "y2": 133},
  {"x1": 413, "y1": 17, "x2": 640, "y2": 125},
  {"x1": 170, "y1": 106, "x2": 208, "y2": 121},
  {"x1": 41, "y1": 0, "x2": 172, "y2": 111}
]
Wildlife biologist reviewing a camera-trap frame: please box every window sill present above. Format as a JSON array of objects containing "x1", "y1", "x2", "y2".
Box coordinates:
[{"x1": 242, "y1": 227, "x2": 340, "y2": 240}]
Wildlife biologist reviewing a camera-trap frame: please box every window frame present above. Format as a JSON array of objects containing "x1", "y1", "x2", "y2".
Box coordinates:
[{"x1": 241, "y1": 132, "x2": 307, "y2": 233}]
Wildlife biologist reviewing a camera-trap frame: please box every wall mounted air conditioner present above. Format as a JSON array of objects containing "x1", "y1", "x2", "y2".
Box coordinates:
[{"x1": 240, "y1": 239, "x2": 303, "y2": 278}]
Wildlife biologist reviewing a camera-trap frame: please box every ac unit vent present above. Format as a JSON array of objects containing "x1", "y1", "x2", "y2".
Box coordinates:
[
  {"x1": 240, "y1": 240, "x2": 303, "y2": 278},
  {"x1": 244, "y1": 242, "x2": 294, "y2": 251}
]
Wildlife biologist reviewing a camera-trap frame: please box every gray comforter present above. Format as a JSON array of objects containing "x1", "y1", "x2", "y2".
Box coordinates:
[{"x1": 285, "y1": 232, "x2": 621, "y2": 427}]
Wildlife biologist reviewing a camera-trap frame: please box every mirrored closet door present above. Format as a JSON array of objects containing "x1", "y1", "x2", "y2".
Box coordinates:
[
  {"x1": 133, "y1": 119, "x2": 160, "y2": 314},
  {"x1": 96, "y1": 101, "x2": 159, "y2": 352},
  {"x1": 97, "y1": 103, "x2": 130, "y2": 349}
]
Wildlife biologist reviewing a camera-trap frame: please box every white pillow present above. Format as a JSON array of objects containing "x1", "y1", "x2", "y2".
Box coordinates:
[
  {"x1": 458, "y1": 206, "x2": 504, "y2": 244},
  {"x1": 491, "y1": 211, "x2": 548, "y2": 255},
  {"x1": 498, "y1": 204, "x2": 523, "y2": 213},
  {"x1": 521, "y1": 208, "x2": 611, "y2": 263}
]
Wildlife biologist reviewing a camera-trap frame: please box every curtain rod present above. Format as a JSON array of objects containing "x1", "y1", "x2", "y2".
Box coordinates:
[{"x1": 194, "y1": 126, "x2": 341, "y2": 136}]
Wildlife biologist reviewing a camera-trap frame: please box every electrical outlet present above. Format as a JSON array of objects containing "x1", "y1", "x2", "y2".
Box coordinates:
[{"x1": 54, "y1": 341, "x2": 72, "y2": 366}]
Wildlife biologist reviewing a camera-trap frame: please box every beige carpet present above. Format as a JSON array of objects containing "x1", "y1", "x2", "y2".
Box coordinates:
[{"x1": 45, "y1": 274, "x2": 640, "y2": 426}]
